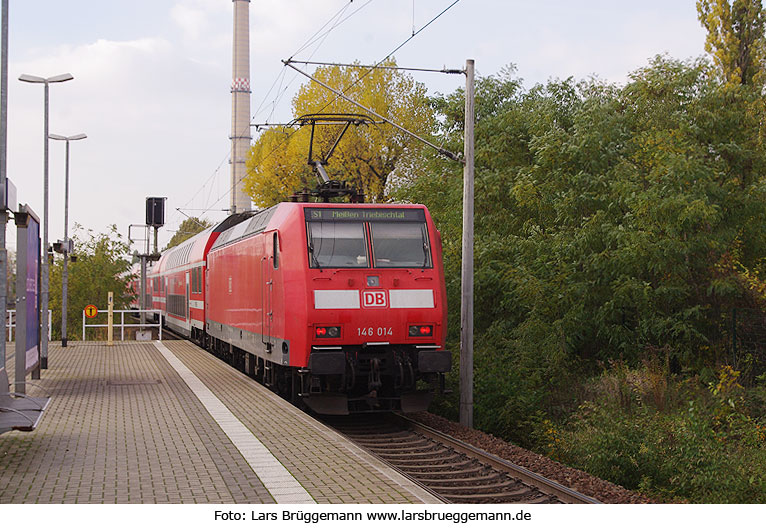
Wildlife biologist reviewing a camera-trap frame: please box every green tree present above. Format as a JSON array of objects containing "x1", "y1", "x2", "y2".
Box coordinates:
[
  {"x1": 244, "y1": 60, "x2": 435, "y2": 206},
  {"x1": 399, "y1": 57, "x2": 766, "y2": 445},
  {"x1": 164, "y1": 217, "x2": 213, "y2": 250},
  {"x1": 697, "y1": 0, "x2": 766, "y2": 86},
  {"x1": 48, "y1": 224, "x2": 134, "y2": 341}
]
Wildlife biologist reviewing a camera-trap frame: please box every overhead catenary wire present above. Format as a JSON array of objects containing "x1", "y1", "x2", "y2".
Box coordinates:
[
  {"x1": 274, "y1": 0, "x2": 465, "y2": 161},
  {"x1": 204, "y1": 0, "x2": 463, "y2": 213},
  {"x1": 283, "y1": 59, "x2": 462, "y2": 162},
  {"x1": 286, "y1": 59, "x2": 464, "y2": 75},
  {"x1": 208, "y1": 1, "x2": 375, "y2": 210},
  {"x1": 170, "y1": 1, "x2": 370, "y2": 232},
  {"x1": 258, "y1": 1, "x2": 372, "y2": 125}
]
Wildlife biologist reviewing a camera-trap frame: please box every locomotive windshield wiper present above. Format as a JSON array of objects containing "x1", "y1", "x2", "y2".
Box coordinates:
[
  {"x1": 422, "y1": 242, "x2": 430, "y2": 268},
  {"x1": 308, "y1": 242, "x2": 321, "y2": 268}
]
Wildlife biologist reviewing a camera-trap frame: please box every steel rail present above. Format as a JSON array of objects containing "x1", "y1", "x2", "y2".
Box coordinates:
[{"x1": 396, "y1": 414, "x2": 601, "y2": 504}]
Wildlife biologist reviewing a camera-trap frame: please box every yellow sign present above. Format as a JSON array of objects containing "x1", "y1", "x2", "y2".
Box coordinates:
[{"x1": 84, "y1": 304, "x2": 98, "y2": 318}]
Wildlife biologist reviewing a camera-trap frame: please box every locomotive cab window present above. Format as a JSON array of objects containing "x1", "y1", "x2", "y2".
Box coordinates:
[
  {"x1": 370, "y1": 222, "x2": 432, "y2": 268},
  {"x1": 307, "y1": 222, "x2": 368, "y2": 268},
  {"x1": 305, "y1": 207, "x2": 432, "y2": 269}
]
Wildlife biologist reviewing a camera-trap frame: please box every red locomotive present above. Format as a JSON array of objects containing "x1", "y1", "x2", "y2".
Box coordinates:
[{"x1": 146, "y1": 201, "x2": 450, "y2": 414}]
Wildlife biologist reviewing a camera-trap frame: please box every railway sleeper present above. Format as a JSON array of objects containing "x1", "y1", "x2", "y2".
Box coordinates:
[
  {"x1": 354, "y1": 439, "x2": 433, "y2": 450},
  {"x1": 343, "y1": 432, "x2": 416, "y2": 441},
  {"x1": 433, "y1": 485, "x2": 540, "y2": 499},
  {"x1": 395, "y1": 460, "x2": 475, "y2": 472},
  {"x1": 416, "y1": 474, "x2": 509, "y2": 487},
  {"x1": 335, "y1": 426, "x2": 403, "y2": 434},
  {"x1": 380, "y1": 453, "x2": 465, "y2": 465},
  {"x1": 407, "y1": 467, "x2": 493, "y2": 479},
  {"x1": 376, "y1": 447, "x2": 453, "y2": 458},
  {"x1": 429, "y1": 482, "x2": 538, "y2": 496},
  {"x1": 440, "y1": 490, "x2": 553, "y2": 504}
]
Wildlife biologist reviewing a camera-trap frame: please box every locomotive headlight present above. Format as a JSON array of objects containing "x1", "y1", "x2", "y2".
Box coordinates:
[
  {"x1": 409, "y1": 325, "x2": 433, "y2": 337},
  {"x1": 315, "y1": 326, "x2": 341, "y2": 338}
]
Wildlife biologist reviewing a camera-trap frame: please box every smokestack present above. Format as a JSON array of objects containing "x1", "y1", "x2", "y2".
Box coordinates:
[{"x1": 230, "y1": 0, "x2": 251, "y2": 214}]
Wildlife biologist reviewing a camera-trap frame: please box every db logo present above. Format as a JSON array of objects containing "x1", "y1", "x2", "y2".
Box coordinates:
[{"x1": 362, "y1": 290, "x2": 387, "y2": 308}]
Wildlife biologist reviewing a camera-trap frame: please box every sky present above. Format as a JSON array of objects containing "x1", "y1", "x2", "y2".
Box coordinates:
[{"x1": 3, "y1": 0, "x2": 708, "y2": 252}]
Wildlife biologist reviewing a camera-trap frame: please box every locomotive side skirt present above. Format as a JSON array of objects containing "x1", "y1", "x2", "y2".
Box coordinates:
[{"x1": 206, "y1": 320, "x2": 291, "y2": 366}]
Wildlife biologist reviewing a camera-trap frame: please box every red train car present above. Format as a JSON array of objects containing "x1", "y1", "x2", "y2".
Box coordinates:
[
  {"x1": 204, "y1": 202, "x2": 450, "y2": 414},
  {"x1": 148, "y1": 215, "x2": 250, "y2": 338}
]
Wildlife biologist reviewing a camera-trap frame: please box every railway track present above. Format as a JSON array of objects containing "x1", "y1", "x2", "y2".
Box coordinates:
[
  {"x1": 156, "y1": 329, "x2": 601, "y2": 504},
  {"x1": 324, "y1": 413, "x2": 600, "y2": 504}
]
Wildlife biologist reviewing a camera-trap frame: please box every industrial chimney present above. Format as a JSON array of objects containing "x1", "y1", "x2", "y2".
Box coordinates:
[{"x1": 230, "y1": 0, "x2": 252, "y2": 213}]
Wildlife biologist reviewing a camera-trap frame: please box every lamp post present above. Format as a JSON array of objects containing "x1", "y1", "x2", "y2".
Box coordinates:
[
  {"x1": 19, "y1": 72, "x2": 73, "y2": 367},
  {"x1": 49, "y1": 133, "x2": 86, "y2": 347},
  {"x1": 1, "y1": 0, "x2": 9, "y2": 372}
]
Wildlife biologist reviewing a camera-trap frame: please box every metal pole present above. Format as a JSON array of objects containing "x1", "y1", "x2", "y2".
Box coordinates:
[
  {"x1": 459, "y1": 59, "x2": 475, "y2": 428},
  {"x1": 61, "y1": 139, "x2": 69, "y2": 346},
  {"x1": 140, "y1": 255, "x2": 146, "y2": 329},
  {"x1": 0, "y1": 0, "x2": 8, "y2": 372},
  {"x1": 40, "y1": 82, "x2": 49, "y2": 368},
  {"x1": 19, "y1": 72, "x2": 73, "y2": 360},
  {"x1": 107, "y1": 291, "x2": 113, "y2": 346}
]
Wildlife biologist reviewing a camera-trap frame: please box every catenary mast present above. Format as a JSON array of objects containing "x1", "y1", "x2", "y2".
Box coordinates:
[{"x1": 230, "y1": 0, "x2": 252, "y2": 214}]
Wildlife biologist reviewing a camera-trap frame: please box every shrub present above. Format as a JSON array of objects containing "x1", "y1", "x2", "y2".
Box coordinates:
[{"x1": 543, "y1": 365, "x2": 766, "y2": 502}]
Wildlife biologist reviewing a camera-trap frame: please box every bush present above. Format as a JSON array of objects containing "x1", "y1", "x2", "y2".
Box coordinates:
[{"x1": 542, "y1": 365, "x2": 766, "y2": 502}]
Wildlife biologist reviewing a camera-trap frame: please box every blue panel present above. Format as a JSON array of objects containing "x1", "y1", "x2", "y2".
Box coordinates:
[{"x1": 25, "y1": 216, "x2": 39, "y2": 371}]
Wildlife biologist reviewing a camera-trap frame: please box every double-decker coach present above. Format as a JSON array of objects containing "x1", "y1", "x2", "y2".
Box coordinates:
[{"x1": 148, "y1": 214, "x2": 250, "y2": 339}]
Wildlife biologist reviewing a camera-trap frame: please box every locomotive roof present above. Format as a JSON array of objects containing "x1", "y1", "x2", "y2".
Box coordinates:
[
  {"x1": 156, "y1": 202, "x2": 432, "y2": 267},
  {"x1": 208, "y1": 201, "x2": 431, "y2": 253}
]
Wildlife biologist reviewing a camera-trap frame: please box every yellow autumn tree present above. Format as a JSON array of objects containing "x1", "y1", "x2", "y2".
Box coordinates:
[
  {"x1": 243, "y1": 60, "x2": 434, "y2": 207},
  {"x1": 697, "y1": 0, "x2": 766, "y2": 87}
]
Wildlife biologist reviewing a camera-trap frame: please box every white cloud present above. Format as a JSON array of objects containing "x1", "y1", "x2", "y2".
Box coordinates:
[
  {"x1": 5, "y1": 0, "x2": 712, "y2": 251},
  {"x1": 171, "y1": 0, "x2": 230, "y2": 44},
  {"x1": 8, "y1": 35, "x2": 230, "y2": 250},
  {"x1": 171, "y1": 4, "x2": 210, "y2": 41}
]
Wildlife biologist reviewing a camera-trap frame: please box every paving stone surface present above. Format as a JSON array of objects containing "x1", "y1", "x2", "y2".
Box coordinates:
[
  {"x1": 0, "y1": 341, "x2": 440, "y2": 504},
  {"x1": 164, "y1": 340, "x2": 438, "y2": 504}
]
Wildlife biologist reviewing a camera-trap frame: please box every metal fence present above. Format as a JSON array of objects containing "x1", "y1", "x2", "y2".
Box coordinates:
[
  {"x1": 6, "y1": 309, "x2": 51, "y2": 342},
  {"x1": 82, "y1": 309, "x2": 162, "y2": 341}
]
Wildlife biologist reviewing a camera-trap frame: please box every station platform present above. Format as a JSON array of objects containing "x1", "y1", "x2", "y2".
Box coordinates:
[{"x1": 0, "y1": 340, "x2": 441, "y2": 504}]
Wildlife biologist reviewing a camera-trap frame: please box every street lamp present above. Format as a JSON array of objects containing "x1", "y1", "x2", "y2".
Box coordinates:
[
  {"x1": 19, "y1": 72, "x2": 74, "y2": 367},
  {"x1": 49, "y1": 132, "x2": 86, "y2": 348}
]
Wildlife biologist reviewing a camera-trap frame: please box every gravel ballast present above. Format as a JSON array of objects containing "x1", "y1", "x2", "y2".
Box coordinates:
[{"x1": 409, "y1": 411, "x2": 652, "y2": 504}]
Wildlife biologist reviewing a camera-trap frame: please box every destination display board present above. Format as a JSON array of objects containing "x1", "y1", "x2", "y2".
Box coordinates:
[{"x1": 304, "y1": 207, "x2": 425, "y2": 223}]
